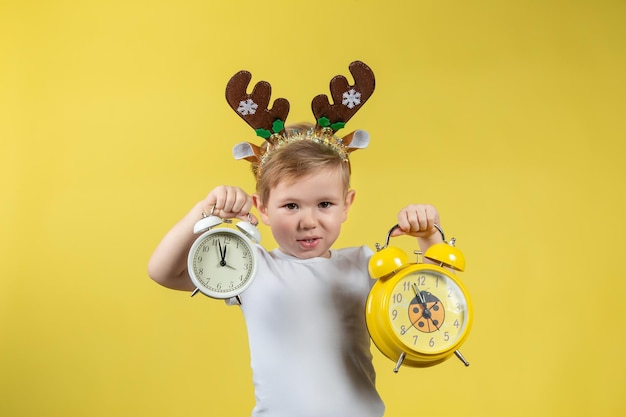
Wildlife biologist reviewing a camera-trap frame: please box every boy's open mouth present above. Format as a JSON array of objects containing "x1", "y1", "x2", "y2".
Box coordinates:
[{"x1": 298, "y1": 237, "x2": 321, "y2": 248}]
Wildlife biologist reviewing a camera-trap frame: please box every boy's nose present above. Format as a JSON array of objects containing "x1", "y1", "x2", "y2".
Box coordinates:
[{"x1": 299, "y1": 210, "x2": 317, "y2": 229}]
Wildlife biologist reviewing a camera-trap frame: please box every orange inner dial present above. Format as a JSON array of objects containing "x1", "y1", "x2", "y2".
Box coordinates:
[{"x1": 408, "y1": 291, "x2": 445, "y2": 333}]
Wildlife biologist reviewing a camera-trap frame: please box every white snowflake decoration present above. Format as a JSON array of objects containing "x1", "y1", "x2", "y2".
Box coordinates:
[
  {"x1": 342, "y1": 89, "x2": 361, "y2": 109},
  {"x1": 237, "y1": 99, "x2": 258, "y2": 116}
]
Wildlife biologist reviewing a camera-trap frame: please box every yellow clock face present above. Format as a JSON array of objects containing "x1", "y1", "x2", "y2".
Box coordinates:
[
  {"x1": 366, "y1": 264, "x2": 473, "y2": 367},
  {"x1": 388, "y1": 268, "x2": 470, "y2": 354}
]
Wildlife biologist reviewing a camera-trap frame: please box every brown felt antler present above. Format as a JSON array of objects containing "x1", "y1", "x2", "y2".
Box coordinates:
[
  {"x1": 311, "y1": 61, "x2": 376, "y2": 132},
  {"x1": 225, "y1": 71, "x2": 290, "y2": 139},
  {"x1": 229, "y1": 62, "x2": 376, "y2": 175}
]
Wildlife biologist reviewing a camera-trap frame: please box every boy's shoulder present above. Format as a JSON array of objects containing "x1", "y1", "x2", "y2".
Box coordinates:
[
  {"x1": 332, "y1": 245, "x2": 374, "y2": 266},
  {"x1": 333, "y1": 245, "x2": 374, "y2": 258}
]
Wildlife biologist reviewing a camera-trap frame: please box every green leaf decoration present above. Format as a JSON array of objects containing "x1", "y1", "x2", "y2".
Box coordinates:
[
  {"x1": 272, "y1": 119, "x2": 284, "y2": 133},
  {"x1": 330, "y1": 121, "x2": 345, "y2": 131},
  {"x1": 255, "y1": 128, "x2": 271, "y2": 139},
  {"x1": 317, "y1": 117, "x2": 330, "y2": 127}
]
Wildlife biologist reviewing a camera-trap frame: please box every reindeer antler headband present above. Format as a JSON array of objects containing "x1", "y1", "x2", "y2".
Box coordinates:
[{"x1": 227, "y1": 61, "x2": 376, "y2": 177}]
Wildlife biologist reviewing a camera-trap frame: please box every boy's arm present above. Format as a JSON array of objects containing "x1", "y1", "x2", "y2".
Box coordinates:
[
  {"x1": 147, "y1": 186, "x2": 254, "y2": 291},
  {"x1": 147, "y1": 201, "x2": 205, "y2": 291}
]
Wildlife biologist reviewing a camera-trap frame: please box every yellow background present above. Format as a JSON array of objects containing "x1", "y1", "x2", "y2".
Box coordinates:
[{"x1": 2, "y1": 0, "x2": 625, "y2": 416}]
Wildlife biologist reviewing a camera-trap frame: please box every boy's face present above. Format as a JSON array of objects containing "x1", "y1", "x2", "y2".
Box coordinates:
[{"x1": 253, "y1": 168, "x2": 355, "y2": 259}]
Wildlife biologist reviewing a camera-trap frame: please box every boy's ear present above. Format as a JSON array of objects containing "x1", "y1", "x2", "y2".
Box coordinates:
[
  {"x1": 342, "y1": 189, "x2": 356, "y2": 222},
  {"x1": 252, "y1": 194, "x2": 271, "y2": 226}
]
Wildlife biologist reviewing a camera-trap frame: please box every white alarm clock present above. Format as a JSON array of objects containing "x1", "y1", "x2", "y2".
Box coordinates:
[{"x1": 187, "y1": 208, "x2": 260, "y2": 300}]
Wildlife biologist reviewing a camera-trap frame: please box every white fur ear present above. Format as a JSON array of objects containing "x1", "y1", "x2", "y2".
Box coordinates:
[
  {"x1": 348, "y1": 130, "x2": 369, "y2": 150},
  {"x1": 232, "y1": 142, "x2": 256, "y2": 160}
]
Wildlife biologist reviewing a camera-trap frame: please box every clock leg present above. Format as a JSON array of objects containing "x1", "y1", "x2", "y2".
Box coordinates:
[
  {"x1": 454, "y1": 350, "x2": 470, "y2": 366},
  {"x1": 393, "y1": 352, "x2": 406, "y2": 373}
]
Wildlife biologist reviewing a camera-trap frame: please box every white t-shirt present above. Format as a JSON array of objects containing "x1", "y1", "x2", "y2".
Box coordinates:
[{"x1": 233, "y1": 245, "x2": 385, "y2": 417}]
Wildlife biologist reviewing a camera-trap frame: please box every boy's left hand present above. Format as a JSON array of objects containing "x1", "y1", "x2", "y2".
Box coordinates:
[{"x1": 391, "y1": 204, "x2": 441, "y2": 240}]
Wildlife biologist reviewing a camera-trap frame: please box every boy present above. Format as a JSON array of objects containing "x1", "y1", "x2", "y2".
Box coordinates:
[{"x1": 148, "y1": 63, "x2": 444, "y2": 416}]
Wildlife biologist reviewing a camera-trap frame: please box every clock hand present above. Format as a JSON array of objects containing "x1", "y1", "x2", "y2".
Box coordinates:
[
  {"x1": 413, "y1": 283, "x2": 428, "y2": 308},
  {"x1": 409, "y1": 286, "x2": 430, "y2": 331},
  {"x1": 412, "y1": 282, "x2": 430, "y2": 324},
  {"x1": 220, "y1": 242, "x2": 236, "y2": 270},
  {"x1": 223, "y1": 243, "x2": 229, "y2": 264},
  {"x1": 218, "y1": 241, "x2": 226, "y2": 266}
]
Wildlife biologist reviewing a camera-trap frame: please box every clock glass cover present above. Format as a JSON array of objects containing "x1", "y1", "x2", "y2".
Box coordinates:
[
  {"x1": 389, "y1": 269, "x2": 470, "y2": 354},
  {"x1": 189, "y1": 230, "x2": 255, "y2": 298}
]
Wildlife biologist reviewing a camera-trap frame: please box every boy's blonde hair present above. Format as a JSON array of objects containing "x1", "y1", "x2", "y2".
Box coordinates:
[{"x1": 255, "y1": 125, "x2": 351, "y2": 205}]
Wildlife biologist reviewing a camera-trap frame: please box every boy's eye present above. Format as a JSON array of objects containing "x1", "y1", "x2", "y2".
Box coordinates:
[
  {"x1": 319, "y1": 202, "x2": 333, "y2": 209},
  {"x1": 284, "y1": 203, "x2": 298, "y2": 210}
]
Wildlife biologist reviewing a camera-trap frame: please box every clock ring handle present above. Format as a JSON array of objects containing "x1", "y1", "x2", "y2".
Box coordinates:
[
  {"x1": 382, "y1": 224, "x2": 400, "y2": 248},
  {"x1": 194, "y1": 205, "x2": 224, "y2": 234},
  {"x1": 382, "y1": 224, "x2": 446, "y2": 248},
  {"x1": 433, "y1": 224, "x2": 445, "y2": 241},
  {"x1": 201, "y1": 204, "x2": 217, "y2": 218}
]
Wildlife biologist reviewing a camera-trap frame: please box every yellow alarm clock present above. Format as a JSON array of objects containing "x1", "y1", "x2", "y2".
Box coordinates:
[{"x1": 366, "y1": 224, "x2": 473, "y2": 371}]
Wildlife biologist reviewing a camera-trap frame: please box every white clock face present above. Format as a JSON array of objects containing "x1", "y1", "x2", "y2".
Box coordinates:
[
  {"x1": 389, "y1": 269, "x2": 470, "y2": 354},
  {"x1": 188, "y1": 229, "x2": 256, "y2": 299}
]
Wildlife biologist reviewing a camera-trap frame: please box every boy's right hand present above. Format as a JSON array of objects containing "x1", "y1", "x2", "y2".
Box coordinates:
[
  {"x1": 148, "y1": 185, "x2": 257, "y2": 290},
  {"x1": 202, "y1": 186, "x2": 257, "y2": 224}
]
